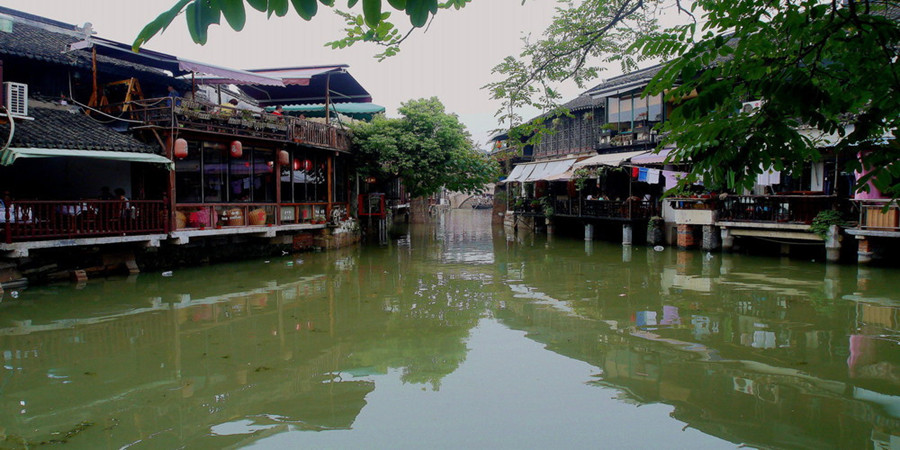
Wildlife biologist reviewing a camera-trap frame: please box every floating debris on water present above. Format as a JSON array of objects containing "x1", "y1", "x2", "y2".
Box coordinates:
[{"x1": 161, "y1": 271, "x2": 173, "y2": 277}]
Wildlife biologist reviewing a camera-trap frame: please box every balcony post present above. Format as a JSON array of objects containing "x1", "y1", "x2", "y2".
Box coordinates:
[{"x1": 584, "y1": 223, "x2": 594, "y2": 241}]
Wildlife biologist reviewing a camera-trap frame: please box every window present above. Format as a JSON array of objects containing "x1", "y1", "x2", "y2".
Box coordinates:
[{"x1": 175, "y1": 141, "x2": 201, "y2": 203}]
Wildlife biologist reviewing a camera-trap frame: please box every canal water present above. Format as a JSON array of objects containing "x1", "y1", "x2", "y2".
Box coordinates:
[{"x1": 1, "y1": 210, "x2": 898, "y2": 449}]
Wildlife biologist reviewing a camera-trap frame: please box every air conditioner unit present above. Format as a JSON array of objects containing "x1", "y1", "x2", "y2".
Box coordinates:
[{"x1": 4, "y1": 82, "x2": 28, "y2": 117}]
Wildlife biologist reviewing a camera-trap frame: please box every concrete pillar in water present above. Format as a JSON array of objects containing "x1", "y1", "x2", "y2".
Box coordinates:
[
  {"x1": 825, "y1": 224, "x2": 841, "y2": 262},
  {"x1": 702, "y1": 225, "x2": 721, "y2": 251},
  {"x1": 780, "y1": 243, "x2": 791, "y2": 256},
  {"x1": 584, "y1": 223, "x2": 594, "y2": 241},
  {"x1": 622, "y1": 244, "x2": 632, "y2": 262},
  {"x1": 677, "y1": 224, "x2": 695, "y2": 249},
  {"x1": 857, "y1": 236, "x2": 873, "y2": 264},
  {"x1": 721, "y1": 227, "x2": 734, "y2": 251},
  {"x1": 622, "y1": 224, "x2": 633, "y2": 246},
  {"x1": 585, "y1": 241, "x2": 594, "y2": 256},
  {"x1": 545, "y1": 218, "x2": 554, "y2": 236}
]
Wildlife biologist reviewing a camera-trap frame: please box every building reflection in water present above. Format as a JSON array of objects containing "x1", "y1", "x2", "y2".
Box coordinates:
[{"x1": 0, "y1": 210, "x2": 897, "y2": 448}]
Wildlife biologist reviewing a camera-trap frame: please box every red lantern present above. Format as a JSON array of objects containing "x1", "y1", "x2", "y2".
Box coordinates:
[
  {"x1": 292, "y1": 158, "x2": 301, "y2": 171},
  {"x1": 302, "y1": 159, "x2": 313, "y2": 171},
  {"x1": 230, "y1": 140, "x2": 243, "y2": 158},
  {"x1": 278, "y1": 150, "x2": 290, "y2": 166},
  {"x1": 174, "y1": 138, "x2": 188, "y2": 159}
]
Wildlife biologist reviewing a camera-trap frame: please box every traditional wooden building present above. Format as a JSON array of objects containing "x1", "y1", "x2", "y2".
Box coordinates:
[{"x1": 0, "y1": 7, "x2": 369, "y2": 272}]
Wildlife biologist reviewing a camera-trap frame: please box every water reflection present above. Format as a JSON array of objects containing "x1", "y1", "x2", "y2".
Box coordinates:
[{"x1": 0, "y1": 210, "x2": 898, "y2": 448}]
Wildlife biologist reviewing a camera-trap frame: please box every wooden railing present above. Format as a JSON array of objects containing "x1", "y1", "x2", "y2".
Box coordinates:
[
  {"x1": 2, "y1": 200, "x2": 167, "y2": 243},
  {"x1": 127, "y1": 98, "x2": 352, "y2": 152},
  {"x1": 855, "y1": 200, "x2": 900, "y2": 231},
  {"x1": 174, "y1": 202, "x2": 350, "y2": 230},
  {"x1": 512, "y1": 198, "x2": 657, "y2": 220},
  {"x1": 717, "y1": 195, "x2": 835, "y2": 224}
]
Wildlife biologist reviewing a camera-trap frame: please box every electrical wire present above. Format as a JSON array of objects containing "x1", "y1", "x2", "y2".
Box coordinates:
[{"x1": 68, "y1": 98, "x2": 146, "y2": 124}]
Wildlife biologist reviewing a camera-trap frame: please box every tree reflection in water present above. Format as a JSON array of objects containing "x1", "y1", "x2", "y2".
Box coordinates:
[{"x1": 0, "y1": 209, "x2": 897, "y2": 448}]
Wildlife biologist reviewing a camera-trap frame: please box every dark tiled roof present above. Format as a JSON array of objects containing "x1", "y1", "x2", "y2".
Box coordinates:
[
  {"x1": 563, "y1": 93, "x2": 600, "y2": 112},
  {"x1": 0, "y1": 7, "x2": 168, "y2": 78},
  {"x1": 586, "y1": 64, "x2": 664, "y2": 95},
  {"x1": 0, "y1": 105, "x2": 159, "y2": 154}
]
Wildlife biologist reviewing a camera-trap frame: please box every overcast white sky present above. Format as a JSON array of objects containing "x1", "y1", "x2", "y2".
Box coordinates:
[{"x1": 2, "y1": 0, "x2": 617, "y2": 149}]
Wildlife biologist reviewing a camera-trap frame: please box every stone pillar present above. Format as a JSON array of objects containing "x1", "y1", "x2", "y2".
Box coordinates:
[
  {"x1": 585, "y1": 223, "x2": 594, "y2": 241},
  {"x1": 545, "y1": 217, "x2": 554, "y2": 236},
  {"x1": 585, "y1": 241, "x2": 594, "y2": 256},
  {"x1": 721, "y1": 227, "x2": 734, "y2": 251},
  {"x1": 676, "y1": 224, "x2": 695, "y2": 249},
  {"x1": 622, "y1": 244, "x2": 632, "y2": 262},
  {"x1": 857, "y1": 236, "x2": 873, "y2": 264},
  {"x1": 622, "y1": 224, "x2": 633, "y2": 246},
  {"x1": 825, "y1": 224, "x2": 841, "y2": 262},
  {"x1": 780, "y1": 243, "x2": 791, "y2": 256},
  {"x1": 702, "y1": 225, "x2": 721, "y2": 251}
]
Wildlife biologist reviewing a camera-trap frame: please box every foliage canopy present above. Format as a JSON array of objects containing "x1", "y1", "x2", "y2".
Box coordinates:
[
  {"x1": 138, "y1": 0, "x2": 900, "y2": 195},
  {"x1": 350, "y1": 97, "x2": 499, "y2": 198}
]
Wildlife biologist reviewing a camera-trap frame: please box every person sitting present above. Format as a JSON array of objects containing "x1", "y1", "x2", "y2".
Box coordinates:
[
  {"x1": 217, "y1": 98, "x2": 240, "y2": 117},
  {"x1": 272, "y1": 105, "x2": 284, "y2": 116}
]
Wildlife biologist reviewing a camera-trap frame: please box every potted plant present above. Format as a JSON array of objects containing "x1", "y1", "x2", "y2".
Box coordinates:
[
  {"x1": 647, "y1": 216, "x2": 664, "y2": 245},
  {"x1": 810, "y1": 210, "x2": 846, "y2": 238}
]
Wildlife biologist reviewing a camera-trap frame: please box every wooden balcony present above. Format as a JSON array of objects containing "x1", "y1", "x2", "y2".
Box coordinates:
[
  {"x1": 128, "y1": 98, "x2": 351, "y2": 152},
  {"x1": 716, "y1": 194, "x2": 835, "y2": 224},
  {"x1": 2, "y1": 200, "x2": 167, "y2": 244},
  {"x1": 512, "y1": 198, "x2": 657, "y2": 221}
]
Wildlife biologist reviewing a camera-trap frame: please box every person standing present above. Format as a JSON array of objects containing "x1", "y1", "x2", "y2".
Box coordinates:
[{"x1": 272, "y1": 105, "x2": 284, "y2": 116}]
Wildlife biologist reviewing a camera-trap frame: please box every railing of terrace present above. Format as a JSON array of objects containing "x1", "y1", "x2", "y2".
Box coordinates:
[
  {"x1": 717, "y1": 195, "x2": 835, "y2": 224},
  {"x1": 512, "y1": 198, "x2": 657, "y2": 220},
  {"x1": 127, "y1": 98, "x2": 351, "y2": 152},
  {"x1": 2, "y1": 200, "x2": 167, "y2": 244},
  {"x1": 856, "y1": 200, "x2": 900, "y2": 232}
]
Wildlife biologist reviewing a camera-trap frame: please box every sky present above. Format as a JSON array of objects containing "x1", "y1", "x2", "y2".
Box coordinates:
[{"x1": 1, "y1": 0, "x2": 613, "y2": 149}]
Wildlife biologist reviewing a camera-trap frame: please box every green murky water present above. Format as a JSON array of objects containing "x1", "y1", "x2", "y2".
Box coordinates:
[{"x1": 1, "y1": 210, "x2": 898, "y2": 449}]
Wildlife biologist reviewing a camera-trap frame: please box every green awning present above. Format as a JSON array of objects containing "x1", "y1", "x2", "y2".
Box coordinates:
[
  {"x1": 268, "y1": 102, "x2": 386, "y2": 120},
  {"x1": 1, "y1": 147, "x2": 173, "y2": 169}
]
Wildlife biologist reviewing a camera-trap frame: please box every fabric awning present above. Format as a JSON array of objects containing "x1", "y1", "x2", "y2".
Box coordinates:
[
  {"x1": 526, "y1": 158, "x2": 578, "y2": 182},
  {"x1": 630, "y1": 148, "x2": 676, "y2": 165},
  {"x1": 180, "y1": 59, "x2": 285, "y2": 86},
  {"x1": 503, "y1": 158, "x2": 578, "y2": 183},
  {"x1": 574, "y1": 150, "x2": 649, "y2": 168},
  {"x1": 1, "y1": 147, "x2": 173, "y2": 169}
]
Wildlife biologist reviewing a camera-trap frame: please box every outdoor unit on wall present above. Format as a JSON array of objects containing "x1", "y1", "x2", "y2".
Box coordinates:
[{"x1": 4, "y1": 81, "x2": 28, "y2": 117}]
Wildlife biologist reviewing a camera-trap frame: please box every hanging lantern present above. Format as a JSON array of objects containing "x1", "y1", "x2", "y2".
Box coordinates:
[
  {"x1": 174, "y1": 138, "x2": 188, "y2": 159},
  {"x1": 365, "y1": 176, "x2": 377, "y2": 184},
  {"x1": 292, "y1": 158, "x2": 301, "y2": 171},
  {"x1": 302, "y1": 159, "x2": 313, "y2": 171},
  {"x1": 230, "y1": 140, "x2": 243, "y2": 158},
  {"x1": 278, "y1": 150, "x2": 290, "y2": 166}
]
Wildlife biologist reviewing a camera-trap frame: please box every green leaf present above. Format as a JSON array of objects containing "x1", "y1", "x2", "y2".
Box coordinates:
[
  {"x1": 219, "y1": 0, "x2": 247, "y2": 30},
  {"x1": 387, "y1": 0, "x2": 406, "y2": 8},
  {"x1": 268, "y1": 0, "x2": 290, "y2": 17},
  {"x1": 363, "y1": 0, "x2": 382, "y2": 27},
  {"x1": 291, "y1": 0, "x2": 318, "y2": 19},
  {"x1": 247, "y1": 0, "x2": 268, "y2": 12},
  {"x1": 132, "y1": 0, "x2": 192, "y2": 51},
  {"x1": 406, "y1": 0, "x2": 429, "y2": 27},
  {"x1": 185, "y1": 0, "x2": 221, "y2": 45},
  {"x1": 348, "y1": 0, "x2": 359, "y2": 7}
]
